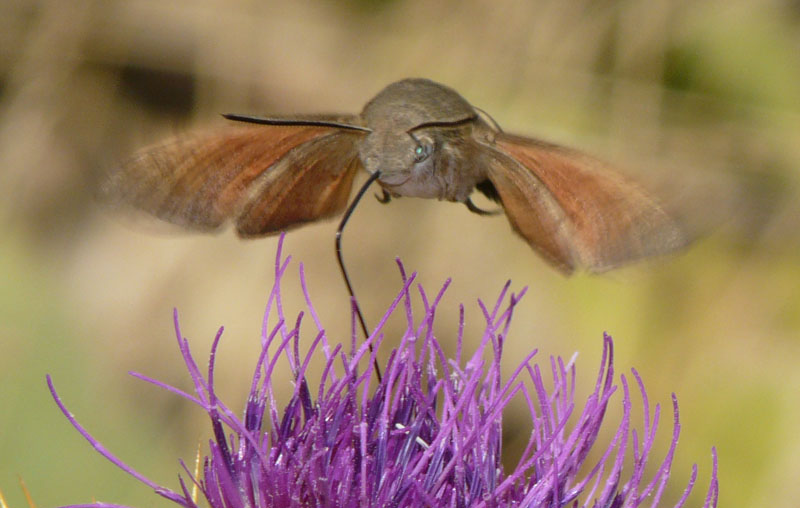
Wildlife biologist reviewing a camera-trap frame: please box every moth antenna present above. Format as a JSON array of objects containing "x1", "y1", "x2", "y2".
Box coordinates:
[
  {"x1": 407, "y1": 115, "x2": 477, "y2": 133},
  {"x1": 336, "y1": 170, "x2": 384, "y2": 382},
  {"x1": 472, "y1": 106, "x2": 504, "y2": 133},
  {"x1": 222, "y1": 113, "x2": 371, "y2": 133},
  {"x1": 375, "y1": 189, "x2": 392, "y2": 204},
  {"x1": 465, "y1": 197, "x2": 501, "y2": 216}
]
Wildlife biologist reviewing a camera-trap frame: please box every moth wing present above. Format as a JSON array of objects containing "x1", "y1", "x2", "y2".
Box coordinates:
[
  {"x1": 485, "y1": 133, "x2": 688, "y2": 273},
  {"x1": 480, "y1": 142, "x2": 577, "y2": 272},
  {"x1": 234, "y1": 130, "x2": 363, "y2": 236},
  {"x1": 102, "y1": 122, "x2": 364, "y2": 236}
]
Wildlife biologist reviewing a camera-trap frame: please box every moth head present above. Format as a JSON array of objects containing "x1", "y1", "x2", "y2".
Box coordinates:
[
  {"x1": 358, "y1": 78, "x2": 481, "y2": 199},
  {"x1": 360, "y1": 129, "x2": 435, "y2": 191},
  {"x1": 362, "y1": 78, "x2": 475, "y2": 131}
]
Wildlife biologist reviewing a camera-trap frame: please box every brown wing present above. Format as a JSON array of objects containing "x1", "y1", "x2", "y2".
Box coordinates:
[
  {"x1": 102, "y1": 123, "x2": 364, "y2": 236},
  {"x1": 485, "y1": 133, "x2": 687, "y2": 273},
  {"x1": 233, "y1": 130, "x2": 363, "y2": 236}
]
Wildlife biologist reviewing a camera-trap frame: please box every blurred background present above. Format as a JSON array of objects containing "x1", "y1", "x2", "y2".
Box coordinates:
[{"x1": 1, "y1": 0, "x2": 798, "y2": 506}]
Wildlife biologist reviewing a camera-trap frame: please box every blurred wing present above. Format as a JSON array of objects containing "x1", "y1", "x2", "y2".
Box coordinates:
[
  {"x1": 485, "y1": 133, "x2": 688, "y2": 273},
  {"x1": 234, "y1": 130, "x2": 363, "y2": 236},
  {"x1": 103, "y1": 122, "x2": 364, "y2": 236}
]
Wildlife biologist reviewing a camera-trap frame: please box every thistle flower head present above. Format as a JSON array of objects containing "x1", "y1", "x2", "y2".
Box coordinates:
[{"x1": 49, "y1": 235, "x2": 718, "y2": 507}]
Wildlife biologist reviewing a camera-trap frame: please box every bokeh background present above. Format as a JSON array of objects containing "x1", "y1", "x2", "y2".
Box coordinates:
[{"x1": 1, "y1": 0, "x2": 799, "y2": 506}]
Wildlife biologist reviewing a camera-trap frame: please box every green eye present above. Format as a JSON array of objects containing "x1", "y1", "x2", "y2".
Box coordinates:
[{"x1": 414, "y1": 143, "x2": 431, "y2": 162}]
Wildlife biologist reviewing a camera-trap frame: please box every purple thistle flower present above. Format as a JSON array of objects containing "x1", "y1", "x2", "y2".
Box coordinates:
[{"x1": 48, "y1": 235, "x2": 718, "y2": 507}]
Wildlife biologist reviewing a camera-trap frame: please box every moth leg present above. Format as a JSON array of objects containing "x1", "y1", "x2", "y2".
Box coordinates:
[
  {"x1": 465, "y1": 197, "x2": 502, "y2": 216},
  {"x1": 375, "y1": 189, "x2": 392, "y2": 204}
]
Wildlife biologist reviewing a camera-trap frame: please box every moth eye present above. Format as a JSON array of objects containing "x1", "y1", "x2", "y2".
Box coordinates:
[{"x1": 413, "y1": 143, "x2": 432, "y2": 163}]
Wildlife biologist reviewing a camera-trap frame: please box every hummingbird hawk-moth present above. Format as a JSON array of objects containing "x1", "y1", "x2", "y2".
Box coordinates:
[{"x1": 104, "y1": 78, "x2": 687, "y2": 274}]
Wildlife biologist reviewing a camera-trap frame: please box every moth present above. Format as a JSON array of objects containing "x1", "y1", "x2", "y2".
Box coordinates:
[{"x1": 105, "y1": 78, "x2": 687, "y2": 275}]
